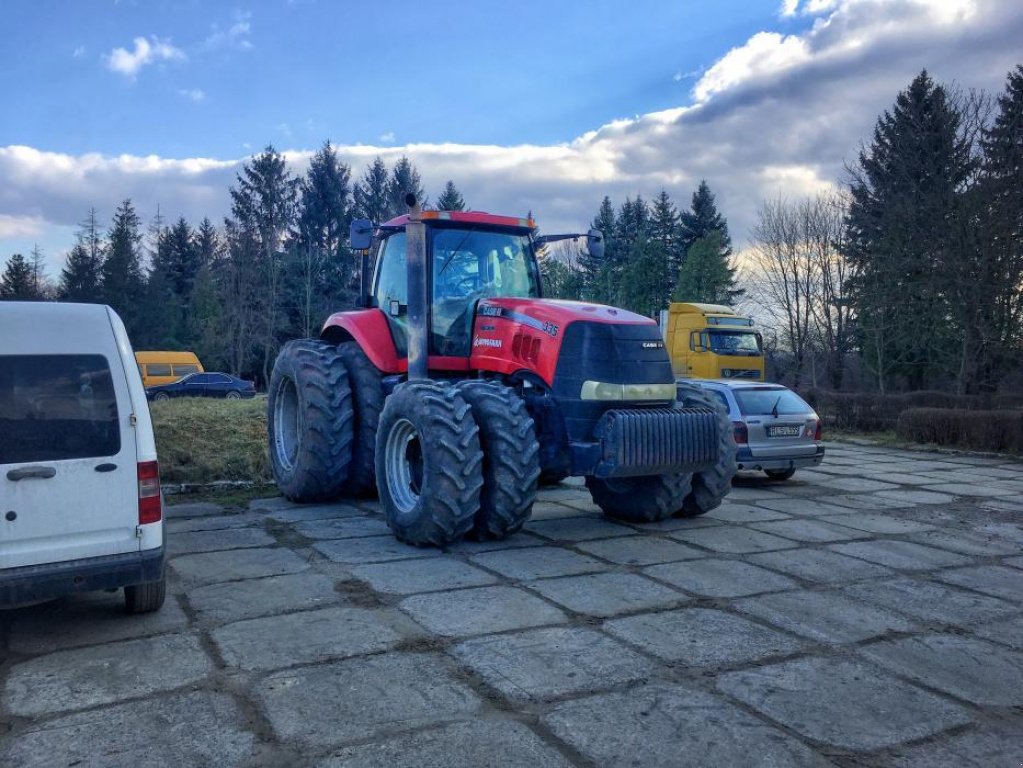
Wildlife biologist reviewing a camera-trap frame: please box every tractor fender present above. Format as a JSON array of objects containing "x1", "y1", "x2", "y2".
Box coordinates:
[{"x1": 321, "y1": 309, "x2": 402, "y2": 373}]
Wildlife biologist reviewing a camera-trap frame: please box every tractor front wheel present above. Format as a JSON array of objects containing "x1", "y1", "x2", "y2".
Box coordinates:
[
  {"x1": 376, "y1": 382, "x2": 483, "y2": 546},
  {"x1": 586, "y1": 473, "x2": 693, "y2": 523},
  {"x1": 456, "y1": 381, "x2": 540, "y2": 539},
  {"x1": 268, "y1": 339, "x2": 354, "y2": 502},
  {"x1": 675, "y1": 383, "x2": 737, "y2": 517}
]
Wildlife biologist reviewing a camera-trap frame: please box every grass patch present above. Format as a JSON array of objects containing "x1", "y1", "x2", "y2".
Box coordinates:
[{"x1": 150, "y1": 397, "x2": 270, "y2": 484}]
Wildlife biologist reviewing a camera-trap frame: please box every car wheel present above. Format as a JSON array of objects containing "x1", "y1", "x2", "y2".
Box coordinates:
[
  {"x1": 154, "y1": 392, "x2": 170, "y2": 402},
  {"x1": 225, "y1": 390, "x2": 242, "y2": 400},
  {"x1": 765, "y1": 468, "x2": 796, "y2": 481}
]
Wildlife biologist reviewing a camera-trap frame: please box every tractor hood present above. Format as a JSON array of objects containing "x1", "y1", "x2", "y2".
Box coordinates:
[
  {"x1": 476, "y1": 298, "x2": 654, "y2": 335},
  {"x1": 470, "y1": 297, "x2": 671, "y2": 390}
]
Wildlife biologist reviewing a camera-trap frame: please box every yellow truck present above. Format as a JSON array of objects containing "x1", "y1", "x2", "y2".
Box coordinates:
[{"x1": 659, "y1": 303, "x2": 764, "y2": 381}]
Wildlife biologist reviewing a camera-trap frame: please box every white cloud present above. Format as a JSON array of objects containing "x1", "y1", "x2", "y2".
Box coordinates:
[
  {"x1": 178, "y1": 88, "x2": 206, "y2": 103},
  {"x1": 780, "y1": 0, "x2": 800, "y2": 16},
  {"x1": 104, "y1": 36, "x2": 186, "y2": 78},
  {"x1": 4, "y1": 0, "x2": 1021, "y2": 260},
  {"x1": 0, "y1": 213, "x2": 45, "y2": 239},
  {"x1": 379, "y1": 131, "x2": 396, "y2": 144},
  {"x1": 205, "y1": 12, "x2": 253, "y2": 52},
  {"x1": 72, "y1": 45, "x2": 86, "y2": 58}
]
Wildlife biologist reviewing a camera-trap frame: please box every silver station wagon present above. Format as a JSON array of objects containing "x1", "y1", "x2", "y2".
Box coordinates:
[{"x1": 681, "y1": 380, "x2": 825, "y2": 481}]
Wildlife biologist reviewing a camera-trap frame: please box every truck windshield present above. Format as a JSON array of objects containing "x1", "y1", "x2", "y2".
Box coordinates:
[{"x1": 708, "y1": 331, "x2": 761, "y2": 356}]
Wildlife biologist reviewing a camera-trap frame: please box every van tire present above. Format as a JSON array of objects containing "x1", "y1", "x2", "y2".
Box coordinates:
[
  {"x1": 339, "y1": 342, "x2": 385, "y2": 497},
  {"x1": 124, "y1": 575, "x2": 166, "y2": 614},
  {"x1": 766, "y1": 468, "x2": 796, "y2": 481},
  {"x1": 268, "y1": 339, "x2": 354, "y2": 502},
  {"x1": 675, "y1": 383, "x2": 737, "y2": 517}
]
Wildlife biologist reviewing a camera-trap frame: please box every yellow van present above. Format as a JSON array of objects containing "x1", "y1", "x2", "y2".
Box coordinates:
[{"x1": 135, "y1": 351, "x2": 204, "y2": 388}]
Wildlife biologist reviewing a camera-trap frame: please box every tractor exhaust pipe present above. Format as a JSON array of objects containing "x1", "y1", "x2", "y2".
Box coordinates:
[{"x1": 405, "y1": 193, "x2": 429, "y2": 381}]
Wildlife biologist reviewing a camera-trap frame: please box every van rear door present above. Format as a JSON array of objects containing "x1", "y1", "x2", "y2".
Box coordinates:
[{"x1": 1, "y1": 308, "x2": 139, "y2": 569}]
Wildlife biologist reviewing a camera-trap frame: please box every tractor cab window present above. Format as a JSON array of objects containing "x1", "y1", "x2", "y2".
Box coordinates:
[
  {"x1": 373, "y1": 233, "x2": 409, "y2": 355},
  {"x1": 431, "y1": 227, "x2": 539, "y2": 356}
]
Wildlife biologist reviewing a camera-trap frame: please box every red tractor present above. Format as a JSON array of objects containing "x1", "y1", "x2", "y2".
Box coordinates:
[{"x1": 268, "y1": 195, "x2": 735, "y2": 546}]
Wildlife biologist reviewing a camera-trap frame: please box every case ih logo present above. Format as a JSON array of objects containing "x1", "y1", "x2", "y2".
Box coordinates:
[
  {"x1": 473, "y1": 337, "x2": 503, "y2": 349},
  {"x1": 642, "y1": 341, "x2": 664, "y2": 349}
]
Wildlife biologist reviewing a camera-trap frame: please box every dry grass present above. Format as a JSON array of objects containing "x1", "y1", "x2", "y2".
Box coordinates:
[{"x1": 150, "y1": 397, "x2": 270, "y2": 484}]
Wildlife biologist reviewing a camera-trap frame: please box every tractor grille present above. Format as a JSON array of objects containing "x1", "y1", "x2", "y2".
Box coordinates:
[{"x1": 593, "y1": 407, "x2": 719, "y2": 478}]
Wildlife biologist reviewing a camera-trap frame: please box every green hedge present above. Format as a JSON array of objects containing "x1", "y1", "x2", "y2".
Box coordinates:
[
  {"x1": 802, "y1": 389, "x2": 1023, "y2": 432},
  {"x1": 896, "y1": 408, "x2": 1023, "y2": 453}
]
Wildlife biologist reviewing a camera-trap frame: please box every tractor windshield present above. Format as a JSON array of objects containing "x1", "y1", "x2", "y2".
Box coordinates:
[{"x1": 431, "y1": 227, "x2": 540, "y2": 356}]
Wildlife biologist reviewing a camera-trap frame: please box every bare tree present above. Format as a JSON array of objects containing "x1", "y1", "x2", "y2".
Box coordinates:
[
  {"x1": 806, "y1": 192, "x2": 855, "y2": 389},
  {"x1": 748, "y1": 197, "x2": 820, "y2": 387}
]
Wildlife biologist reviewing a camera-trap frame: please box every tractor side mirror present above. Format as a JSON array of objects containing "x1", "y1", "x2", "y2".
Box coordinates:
[
  {"x1": 350, "y1": 218, "x2": 374, "y2": 251},
  {"x1": 587, "y1": 228, "x2": 604, "y2": 260}
]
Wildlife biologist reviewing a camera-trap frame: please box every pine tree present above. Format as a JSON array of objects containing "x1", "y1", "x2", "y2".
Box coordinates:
[
  {"x1": 649, "y1": 190, "x2": 681, "y2": 305},
  {"x1": 60, "y1": 208, "x2": 105, "y2": 302},
  {"x1": 977, "y1": 65, "x2": 1023, "y2": 388},
  {"x1": 615, "y1": 196, "x2": 648, "y2": 257},
  {"x1": 386, "y1": 156, "x2": 427, "y2": 218},
  {"x1": 616, "y1": 235, "x2": 666, "y2": 318},
  {"x1": 353, "y1": 157, "x2": 390, "y2": 223},
  {"x1": 0, "y1": 254, "x2": 42, "y2": 300},
  {"x1": 679, "y1": 181, "x2": 732, "y2": 256},
  {"x1": 846, "y1": 70, "x2": 972, "y2": 391},
  {"x1": 195, "y1": 217, "x2": 219, "y2": 267},
  {"x1": 436, "y1": 180, "x2": 466, "y2": 211},
  {"x1": 102, "y1": 199, "x2": 146, "y2": 335},
  {"x1": 673, "y1": 231, "x2": 740, "y2": 304},
  {"x1": 229, "y1": 145, "x2": 299, "y2": 384},
  {"x1": 579, "y1": 197, "x2": 616, "y2": 302}
]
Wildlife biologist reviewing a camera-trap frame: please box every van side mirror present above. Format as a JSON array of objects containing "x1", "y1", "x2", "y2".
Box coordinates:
[
  {"x1": 587, "y1": 228, "x2": 604, "y2": 260},
  {"x1": 350, "y1": 219, "x2": 374, "y2": 251}
]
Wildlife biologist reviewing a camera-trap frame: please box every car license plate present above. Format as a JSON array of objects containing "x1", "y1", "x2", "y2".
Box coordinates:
[{"x1": 767, "y1": 425, "x2": 801, "y2": 438}]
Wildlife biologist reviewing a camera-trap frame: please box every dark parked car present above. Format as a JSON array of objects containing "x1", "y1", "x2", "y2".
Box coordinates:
[{"x1": 146, "y1": 372, "x2": 255, "y2": 401}]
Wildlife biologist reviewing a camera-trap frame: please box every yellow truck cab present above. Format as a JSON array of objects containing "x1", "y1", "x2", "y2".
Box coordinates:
[
  {"x1": 135, "y1": 351, "x2": 204, "y2": 388},
  {"x1": 660, "y1": 303, "x2": 765, "y2": 381}
]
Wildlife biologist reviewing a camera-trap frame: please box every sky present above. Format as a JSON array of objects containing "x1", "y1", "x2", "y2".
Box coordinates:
[{"x1": 1, "y1": 0, "x2": 1022, "y2": 276}]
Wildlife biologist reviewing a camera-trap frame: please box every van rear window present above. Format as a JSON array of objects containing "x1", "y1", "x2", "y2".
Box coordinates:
[{"x1": 0, "y1": 355, "x2": 121, "y2": 464}]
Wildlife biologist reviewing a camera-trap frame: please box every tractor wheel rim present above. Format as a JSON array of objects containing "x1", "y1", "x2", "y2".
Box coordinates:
[
  {"x1": 273, "y1": 377, "x2": 300, "y2": 471},
  {"x1": 385, "y1": 417, "x2": 422, "y2": 514}
]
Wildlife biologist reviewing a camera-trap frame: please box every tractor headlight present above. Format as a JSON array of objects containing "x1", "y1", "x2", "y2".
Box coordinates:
[{"x1": 580, "y1": 381, "x2": 677, "y2": 401}]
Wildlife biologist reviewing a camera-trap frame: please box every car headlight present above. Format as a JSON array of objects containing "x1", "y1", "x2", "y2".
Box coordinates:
[{"x1": 580, "y1": 381, "x2": 677, "y2": 401}]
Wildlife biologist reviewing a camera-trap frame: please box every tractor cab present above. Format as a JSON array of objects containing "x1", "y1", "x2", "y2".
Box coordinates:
[{"x1": 368, "y1": 213, "x2": 543, "y2": 358}]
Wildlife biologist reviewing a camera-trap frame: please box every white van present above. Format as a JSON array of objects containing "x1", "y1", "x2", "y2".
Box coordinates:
[{"x1": 0, "y1": 302, "x2": 165, "y2": 613}]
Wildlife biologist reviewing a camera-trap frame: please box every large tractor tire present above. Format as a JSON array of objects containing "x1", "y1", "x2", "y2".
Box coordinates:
[
  {"x1": 376, "y1": 382, "x2": 484, "y2": 547},
  {"x1": 338, "y1": 342, "x2": 385, "y2": 497},
  {"x1": 456, "y1": 381, "x2": 540, "y2": 539},
  {"x1": 675, "y1": 383, "x2": 737, "y2": 517},
  {"x1": 586, "y1": 473, "x2": 693, "y2": 523},
  {"x1": 268, "y1": 339, "x2": 354, "y2": 502}
]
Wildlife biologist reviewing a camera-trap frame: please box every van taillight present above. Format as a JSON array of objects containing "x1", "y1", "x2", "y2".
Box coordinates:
[
  {"x1": 814, "y1": 420, "x2": 822, "y2": 441},
  {"x1": 733, "y1": 421, "x2": 749, "y2": 445},
  {"x1": 138, "y1": 461, "x2": 162, "y2": 524}
]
